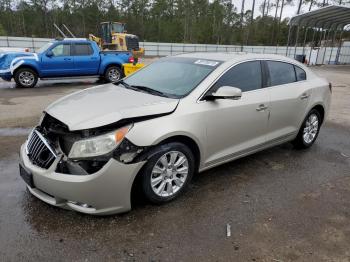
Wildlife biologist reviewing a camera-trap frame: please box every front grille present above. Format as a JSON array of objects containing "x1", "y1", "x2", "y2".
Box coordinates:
[
  {"x1": 26, "y1": 129, "x2": 57, "y2": 169},
  {"x1": 125, "y1": 36, "x2": 140, "y2": 51}
]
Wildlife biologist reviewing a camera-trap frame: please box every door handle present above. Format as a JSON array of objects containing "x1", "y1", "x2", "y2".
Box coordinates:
[
  {"x1": 64, "y1": 58, "x2": 72, "y2": 61},
  {"x1": 256, "y1": 104, "x2": 268, "y2": 111},
  {"x1": 300, "y1": 93, "x2": 309, "y2": 99}
]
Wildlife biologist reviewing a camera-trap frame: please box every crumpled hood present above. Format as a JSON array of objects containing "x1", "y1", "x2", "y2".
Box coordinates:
[
  {"x1": 45, "y1": 84, "x2": 179, "y2": 131},
  {"x1": 0, "y1": 52, "x2": 36, "y2": 73}
]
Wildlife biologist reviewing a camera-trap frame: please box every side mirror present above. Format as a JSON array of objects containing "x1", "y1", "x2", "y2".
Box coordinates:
[
  {"x1": 206, "y1": 86, "x2": 242, "y2": 100},
  {"x1": 46, "y1": 50, "x2": 53, "y2": 57}
]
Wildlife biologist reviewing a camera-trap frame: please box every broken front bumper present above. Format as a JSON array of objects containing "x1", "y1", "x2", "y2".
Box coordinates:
[
  {"x1": 0, "y1": 72, "x2": 12, "y2": 81},
  {"x1": 19, "y1": 143, "x2": 145, "y2": 215}
]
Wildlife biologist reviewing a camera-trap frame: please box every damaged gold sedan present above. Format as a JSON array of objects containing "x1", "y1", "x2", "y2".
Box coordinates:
[{"x1": 19, "y1": 53, "x2": 331, "y2": 215}]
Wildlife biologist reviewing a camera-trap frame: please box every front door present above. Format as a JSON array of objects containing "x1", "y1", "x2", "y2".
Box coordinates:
[
  {"x1": 40, "y1": 43, "x2": 74, "y2": 77},
  {"x1": 200, "y1": 61, "x2": 270, "y2": 167}
]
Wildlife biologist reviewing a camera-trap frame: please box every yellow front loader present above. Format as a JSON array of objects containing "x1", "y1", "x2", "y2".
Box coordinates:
[{"x1": 89, "y1": 22, "x2": 145, "y2": 76}]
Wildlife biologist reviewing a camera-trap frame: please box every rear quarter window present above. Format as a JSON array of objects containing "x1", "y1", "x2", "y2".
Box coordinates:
[{"x1": 294, "y1": 65, "x2": 307, "y2": 81}]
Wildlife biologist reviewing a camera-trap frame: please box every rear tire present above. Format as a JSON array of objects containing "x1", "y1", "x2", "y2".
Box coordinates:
[
  {"x1": 293, "y1": 109, "x2": 321, "y2": 149},
  {"x1": 14, "y1": 68, "x2": 38, "y2": 88},
  {"x1": 104, "y1": 66, "x2": 122, "y2": 83},
  {"x1": 140, "y1": 142, "x2": 195, "y2": 204}
]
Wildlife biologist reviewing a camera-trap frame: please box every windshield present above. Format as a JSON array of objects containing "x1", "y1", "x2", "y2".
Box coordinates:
[
  {"x1": 112, "y1": 23, "x2": 125, "y2": 33},
  {"x1": 36, "y1": 42, "x2": 53, "y2": 53},
  {"x1": 122, "y1": 57, "x2": 221, "y2": 98}
]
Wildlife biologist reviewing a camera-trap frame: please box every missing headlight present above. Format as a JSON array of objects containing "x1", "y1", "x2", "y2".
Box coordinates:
[{"x1": 113, "y1": 138, "x2": 146, "y2": 164}]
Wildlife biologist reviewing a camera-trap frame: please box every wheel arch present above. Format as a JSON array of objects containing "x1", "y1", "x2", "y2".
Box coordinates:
[
  {"x1": 101, "y1": 62, "x2": 122, "y2": 76},
  {"x1": 130, "y1": 134, "x2": 201, "y2": 203},
  {"x1": 155, "y1": 135, "x2": 201, "y2": 173},
  {"x1": 13, "y1": 65, "x2": 39, "y2": 78},
  {"x1": 311, "y1": 104, "x2": 325, "y2": 124}
]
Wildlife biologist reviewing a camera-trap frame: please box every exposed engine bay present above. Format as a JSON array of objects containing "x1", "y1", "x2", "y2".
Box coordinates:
[{"x1": 36, "y1": 113, "x2": 152, "y2": 175}]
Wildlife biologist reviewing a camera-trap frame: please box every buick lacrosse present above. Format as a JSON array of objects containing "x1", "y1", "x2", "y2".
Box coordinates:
[{"x1": 19, "y1": 53, "x2": 331, "y2": 215}]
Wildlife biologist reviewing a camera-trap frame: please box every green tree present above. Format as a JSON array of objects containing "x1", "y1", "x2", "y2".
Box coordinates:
[
  {"x1": 1, "y1": 0, "x2": 348, "y2": 45},
  {"x1": 0, "y1": 23, "x2": 5, "y2": 35}
]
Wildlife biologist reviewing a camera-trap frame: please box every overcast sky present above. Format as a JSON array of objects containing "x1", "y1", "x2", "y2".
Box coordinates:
[{"x1": 236, "y1": 0, "x2": 314, "y2": 19}]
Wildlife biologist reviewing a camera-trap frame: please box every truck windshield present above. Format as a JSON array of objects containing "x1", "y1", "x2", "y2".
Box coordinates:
[
  {"x1": 122, "y1": 57, "x2": 221, "y2": 98},
  {"x1": 36, "y1": 42, "x2": 53, "y2": 53}
]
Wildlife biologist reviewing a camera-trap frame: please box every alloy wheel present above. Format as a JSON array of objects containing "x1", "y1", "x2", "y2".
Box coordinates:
[
  {"x1": 19, "y1": 71, "x2": 35, "y2": 86},
  {"x1": 303, "y1": 113, "x2": 319, "y2": 144},
  {"x1": 108, "y1": 68, "x2": 121, "y2": 82},
  {"x1": 150, "y1": 151, "x2": 189, "y2": 197}
]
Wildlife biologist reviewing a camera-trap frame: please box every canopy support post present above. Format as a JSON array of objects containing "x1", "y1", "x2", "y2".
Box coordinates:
[
  {"x1": 328, "y1": 29, "x2": 338, "y2": 64},
  {"x1": 335, "y1": 28, "x2": 345, "y2": 64},
  {"x1": 302, "y1": 27, "x2": 309, "y2": 56},
  {"x1": 286, "y1": 24, "x2": 292, "y2": 56},
  {"x1": 294, "y1": 26, "x2": 300, "y2": 58},
  {"x1": 308, "y1": 27, "x2": 317, "y2": 65},
  {"x1": 321, "y1": 24, "x2": 333, "y2": 64},
  {"x1": 315, "y1": 24, "x2": 326, "y2": 65},
  {"x1": 322, "y1": 23, "x2": 335, "y2": 64}
]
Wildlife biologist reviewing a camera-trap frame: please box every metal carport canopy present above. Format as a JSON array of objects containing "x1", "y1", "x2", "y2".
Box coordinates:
[
  {"x1": 286, "y1": 5, "x2": 350, "y2": 61},
  {"x1": 289, "y1": 5, "x2": 350, "y2": 30}
]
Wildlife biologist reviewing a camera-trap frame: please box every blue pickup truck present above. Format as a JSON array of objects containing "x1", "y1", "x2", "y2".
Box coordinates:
[{"x1": 0, "y1": 39, "x2": 133, "y2": 88}]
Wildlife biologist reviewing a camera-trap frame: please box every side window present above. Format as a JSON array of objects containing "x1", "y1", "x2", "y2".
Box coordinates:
[
  {"x1": 211, "y1": 61, "x2": 262, "y2": 93},
  {"x1": 295, "y1": 65, "x2": 306, "y2": 81},
  {"x1": 266, "y1": 61, "x2": 296, "y2": 86},
  {"x1": 73, "y1": 43, "x2": 93, "y2": 56},
  {"x1": 51, "y1": 44, "x2": 70, "y2": 57}
]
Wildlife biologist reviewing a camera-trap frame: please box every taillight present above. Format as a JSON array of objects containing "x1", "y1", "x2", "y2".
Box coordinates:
[
  {"x1": 328, "y1": 82, "x2": 332, "y2": 93},
  {"x1": 128, "y1": 56, "x2": 134, "y2": 63}
]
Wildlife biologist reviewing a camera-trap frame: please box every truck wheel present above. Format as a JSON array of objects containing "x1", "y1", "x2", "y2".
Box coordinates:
[
  {"x1": 14, "y1": 68, "x2": 38, "y2": 88},
  {"x1": 104, "y1": 66, "x2": 122, "y2": 83}
]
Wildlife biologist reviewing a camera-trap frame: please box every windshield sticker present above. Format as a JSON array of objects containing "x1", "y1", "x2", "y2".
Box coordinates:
[{"x1": 194, "y1": 60, "x2": 219, "y2": 66}]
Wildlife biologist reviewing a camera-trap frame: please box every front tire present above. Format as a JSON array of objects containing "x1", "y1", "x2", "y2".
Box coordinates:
[
  {"x1": 141, "y1": 142, "x2": 195, "y2": 204},
  {"x1": 14, "y1": 68, "x2": 38, "y2": 88},
  {"x1": 104, "y1": 66, "x2": 122, "y2": 83},
  {"x1": 293, "y1": 109, "x2": 321, "y2": 149}
]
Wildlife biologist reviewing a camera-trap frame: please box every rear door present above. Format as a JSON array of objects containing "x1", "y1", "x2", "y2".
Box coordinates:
[
  {"x1": 40, "y1": 43, "x2": 74, "y2": 77},
  {"x1": 264, "y1": 61, "x2": 311, "y2": 141},
  {"x1": 72, "y1": 42, "x2": 100, "y2": 75},
  {"x1": 202, "y1": 61, "x2": 270, "y2": 166}
]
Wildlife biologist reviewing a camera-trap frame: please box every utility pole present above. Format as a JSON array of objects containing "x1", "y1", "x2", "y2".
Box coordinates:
[
  {"x1": 297, "y1": 0, "x2": 302, "y2": 14},
  {"x1": 271, "y1": 0, "x2": 280, "y2": 44},
  {"x1": 246, "y1": 0, "x2": 256, "y2": 45},
  {"x1": 240, "y1": 0, "x2": 245, "y2": 51}
]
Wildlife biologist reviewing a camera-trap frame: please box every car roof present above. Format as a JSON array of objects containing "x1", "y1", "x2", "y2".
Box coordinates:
[
  {"x1": 175, "y1": 52, "x2": 299, "y2": 64},
  {"x1": 173, "y1": 52, "x2": 316, "y2": 79}
]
